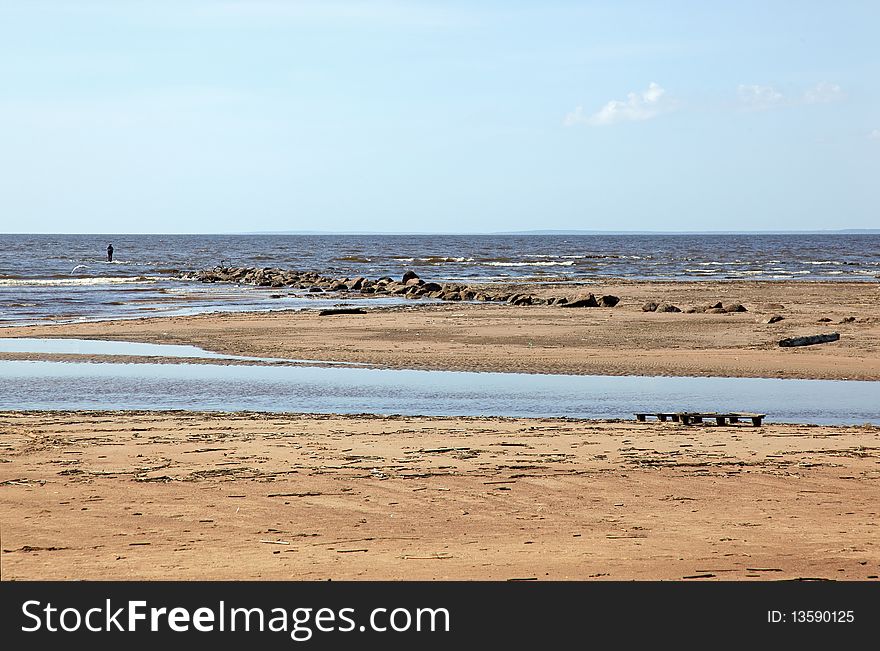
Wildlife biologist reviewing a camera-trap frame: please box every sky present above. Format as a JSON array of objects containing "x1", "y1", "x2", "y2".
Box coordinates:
[{"x1": 0, "y1": 0, "x2": 878, "y2": 234}]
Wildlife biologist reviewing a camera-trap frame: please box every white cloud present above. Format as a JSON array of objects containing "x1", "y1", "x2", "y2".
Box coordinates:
[
  {"x1": 804, "y1": 82, "x2": 844, "y2": 104},
  {"x1": 737, "y1": 84, "x2": 784, "y2": 109},
  {"x1": 870, "y1": 129, "x2": 880, "y2": 140},
  {"x1": 564, "y1": 82, "x2": 671, "y2": 127},
  {"x1": 737, "y1": 82, "x2": 845, "y2": 110}
]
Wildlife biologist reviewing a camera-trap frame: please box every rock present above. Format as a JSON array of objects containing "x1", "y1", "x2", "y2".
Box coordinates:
[
  {"x1": 817, "y1": 317, "x2": 832, "y2": 322},
  {"x1": 421, "y1": 282, "x2": 442, "y2": 292},
  {"x1": 348, "y1": 277, "x2": 365, "y2": 290},
  {"x1": 405, "y1": 277, "x2": 423, "y2": 286},
  {"x1": 758, "y1": 315, "x2": 784, "y2": 324},
  {"x1": 598, "y1": 295, "x2": 619, "y2": 307},
  {"x1": 655, "y1": 302, "x2": 681, "y2": 313},
  {"x1": 642, "y1": 302, "x2": 659, "y2": 312},
  {"x1": 723, "y1": 303, "x2": 747, "y2": 313},
  {"x1": 308, "y1": 287, "x2": 323, "y2": 293},
  {"x1": 779, "y1": 333, "x2": 840, "y2": 347},
  {"x1": 839, "y1": 316, "x2": 856, "y2": 324},
  {"x1": 402, "y1": 270, "x2": 420, "y2": 284},
  {"x1": 760, "y1": 303, "x2": 785, "y2": 311},
  {"x1": 561, "y1": 293, "x2": 599, "y2": 308},
  {"x1": 705, "y1": 307, "x2": 726, "y2": 314}
]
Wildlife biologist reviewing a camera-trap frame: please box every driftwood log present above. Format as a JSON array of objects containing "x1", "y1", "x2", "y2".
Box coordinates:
[
  {"x1": 318, "y1": 308, "x2": 367, "y2": 316},
  {"x1": 778, "y1": 332, "x2": 840, "y2": 347}
]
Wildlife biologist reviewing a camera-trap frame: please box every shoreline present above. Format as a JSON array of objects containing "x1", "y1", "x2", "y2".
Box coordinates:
[
  {"x1": 1, "y1": 410, "x2": 877, "y2": 581},
  {"x1": 2, "y1": 280, "x2": 878, "y2": 380}
]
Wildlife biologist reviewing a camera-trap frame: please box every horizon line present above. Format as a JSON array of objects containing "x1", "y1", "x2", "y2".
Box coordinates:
[{"x1": 3, "y1": 229, "x2": 879, "y2": 236}]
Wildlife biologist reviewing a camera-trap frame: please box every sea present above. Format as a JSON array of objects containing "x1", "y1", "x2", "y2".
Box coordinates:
[{"x1": 1, "y1": 233, "x2": 878, "y2": 326}]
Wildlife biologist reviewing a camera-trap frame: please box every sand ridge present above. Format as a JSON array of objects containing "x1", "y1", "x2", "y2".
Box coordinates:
[{"x1": 3, "y1": 281, "x2": 878, "y2": 380}]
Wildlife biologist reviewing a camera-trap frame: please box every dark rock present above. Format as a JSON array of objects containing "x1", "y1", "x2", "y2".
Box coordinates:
[
  {"x1": 840, "y1": 316, "x2": 856, "y2": 324},
  {"x1": 759, "y1": 315, "x2": 784, "y2": 324},
  {"x1": 642, "y1": 301, "x2": 659, "y2": 312},
  {"x1": 655, "y1": 302, "x2": 681, "y2": 313},
  {"x1": 421, "y1": 282, "x2": 442, "y2": 292},
  {"x1": 348, "y1": 277, "x2": 365, "y2": 290},
  {"x1": 402, "y1": 270, "x2": 420, "y2": 284},
  {"x1": 308, "y1": 287, "x2": 323, "y2": 293},
  {"x1": 723, "y1": 303, "x2": 747, "y2": 313},
  {"x1": 561, "y1": 293, "x2": 598, "y2": 308},
  {"x1": 817, "y1": 317, "x2": 832, "y2": 322},
  {"x1": 598, "y1": 295, "x2": 619, "y2": 307}
]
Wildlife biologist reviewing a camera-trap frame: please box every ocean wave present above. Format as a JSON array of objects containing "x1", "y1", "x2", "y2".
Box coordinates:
[
  {"x1": 391, "y1": 256, "x2": 475, "y2": 264},
  {"x1": 803, "y1": 261, "x2": 842, "y2": 265},
  {"x1": 485, "y1": 261, "x2": 576, "y2": 267},
  {"x1": 0, "y1": 276, "x2": 158, "y2": 287},
  {"x1": 334, "y1": 256, "x2": 372, "y2": 263}
]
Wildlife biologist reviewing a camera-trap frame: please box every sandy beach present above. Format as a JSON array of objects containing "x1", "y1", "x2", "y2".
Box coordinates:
[
  {"x1": 1, "y1": 411, "x2": 877, "y2": 581},
  {"x1": 2, "y1": 280, "x2": 879, "y2": 580},
  {"x1": 3, "y1": 280, "x2": 879, "y2": 379}
]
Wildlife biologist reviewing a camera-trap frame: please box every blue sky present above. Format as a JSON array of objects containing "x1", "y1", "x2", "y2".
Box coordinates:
[{"x1": 1, "y1": 0, "x2": 877, "y2": 233}]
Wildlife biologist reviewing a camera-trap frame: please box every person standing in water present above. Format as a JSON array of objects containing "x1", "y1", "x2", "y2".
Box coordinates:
[{"x1": 107, "y1": 244, "x2": 114, "y2": 262}]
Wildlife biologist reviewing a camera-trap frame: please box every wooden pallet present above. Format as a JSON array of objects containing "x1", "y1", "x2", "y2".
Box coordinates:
[{"x1": 635, "y1": 412, "x2": 765, "y2": 426}]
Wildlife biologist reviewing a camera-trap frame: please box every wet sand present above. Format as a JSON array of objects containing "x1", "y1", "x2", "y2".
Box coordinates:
[
  {"x1": 1, "y1": 412, "x2": 878, "y2": 580},
  {"x1": 3, "y1": 281, "x2": 878, "y2": 380}
]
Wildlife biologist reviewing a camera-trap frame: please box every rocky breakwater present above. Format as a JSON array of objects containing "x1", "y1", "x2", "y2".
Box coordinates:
[{"x1": 179, "y1": 267, "x2": 620, "y2": 308}]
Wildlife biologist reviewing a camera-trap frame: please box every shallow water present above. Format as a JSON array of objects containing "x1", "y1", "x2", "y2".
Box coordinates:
[
  {"x1": 0, "y1": 337, "x2": 364, "y2": 365},
  {"x1": 1, "y1": 359, "x2": 877, "y2": 424}
]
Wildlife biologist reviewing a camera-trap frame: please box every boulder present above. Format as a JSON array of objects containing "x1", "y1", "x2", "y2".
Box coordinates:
[
  {"x1": 421, "y1": 282, "x2": 442, "y2": 292},
  {"x1": 723, "y1": 303, "x2": 747, "y2": 313},
  {"x1": 598, "y1": 295, "x2": 620, "y2": 307},
  {"x1": 705, "y1": 307, "x2": 726, "y2": 314},
  {"x1": 348, "y1": 277, "x2": 365, "y2": 290},
  {"x1": 561, "y1": 293, "x2": 599, "y2": 308},
  {"x1": 758, "y1": 315, "x2": 784, "y2": 324},
  {"x1": 402, "y1": 270, "x2": 420, "y2": 284},
  {"x1": 642, "y1": 301, "x2": 659, "y2": 312},
  {"x1": 655, "y1": 302, "x2": 681, "y2": 313}
]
